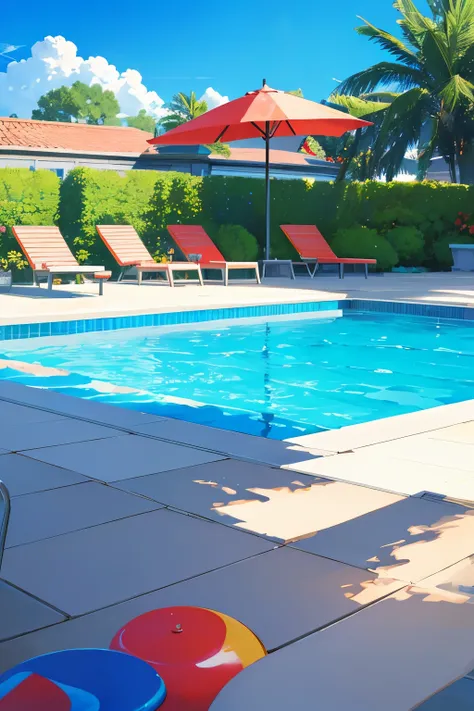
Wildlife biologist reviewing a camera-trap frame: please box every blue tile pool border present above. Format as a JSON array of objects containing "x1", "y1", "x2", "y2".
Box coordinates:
[
  {"x1": 1, "y1": 298, "x2": 474, "y2": 342},
  {"x1": 341, "y1": 299, "x2": 474, "y2": 321},
  {"x1": 0, "y1": 300, "x2": 339, "y2": 342}
]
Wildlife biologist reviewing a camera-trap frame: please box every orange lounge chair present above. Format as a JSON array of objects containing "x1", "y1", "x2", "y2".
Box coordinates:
[
  {"x1": 12, "y1": 226, "x2": 110, "y2": 294},
  {"x1": 167, "y1": 225, "x2": 260, "y2": 286},
  {"x1": 280, "y1": 224, "x2": 377, "y2": 279},
  {"x1": 96, "y1": 225, "x2": 203, "y2": 287}
]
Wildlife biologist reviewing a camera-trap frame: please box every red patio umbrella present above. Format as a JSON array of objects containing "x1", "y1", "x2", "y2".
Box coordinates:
[{"x1": 148, "y1": 81, "x2": 372, "y2": 260}]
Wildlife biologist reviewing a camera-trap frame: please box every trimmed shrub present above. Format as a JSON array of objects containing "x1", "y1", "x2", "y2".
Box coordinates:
[
  {"x1": 433, "y1": 233, "x2": 474, "y2": 269},
  {"x1": 146, "y1": 172, "x2": 203, "y2": 256},
  {"x1": 212, "y1": 224, "x2": 259, "y2": 261},
  {"x1": 0, "y1": 168, "x2": 59, "y2": 279},
  {"x1": 386, "y1": 226, "x2": 425, "y2": 265},
  {"x1": 59, "y1": 167, "x2": 161, "y2": 269},
  {"x1": 331, "y1": 225, "x2": 398, "y2": 270}
]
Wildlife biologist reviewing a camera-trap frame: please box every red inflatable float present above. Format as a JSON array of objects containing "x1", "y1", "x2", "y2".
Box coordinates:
[{"x1": 110, "y1": 606, "x2": 266, "y2": 710}]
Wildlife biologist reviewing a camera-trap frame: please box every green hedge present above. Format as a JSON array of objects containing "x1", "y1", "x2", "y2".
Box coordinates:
[
  {"x1": 3, "y1": 166, "x2": 474, "y2": 276},
  {"x1": 0, "y1": 168, "x2": 60, "y2": 276},
  {"x1": 55, "y1": 169, "x2": 474, "y2": 269},
  {"x1": 59, "y1": 167, "x2": 162, "y2": 270}
]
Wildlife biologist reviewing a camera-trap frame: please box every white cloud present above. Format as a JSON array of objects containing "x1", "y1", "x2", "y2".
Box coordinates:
[
  {"x1": 0, "y1": 36, "x2": 167, "y2": 119},
  {"x1": 200, "y1": 87, "x2": 229, "y2": 110}
]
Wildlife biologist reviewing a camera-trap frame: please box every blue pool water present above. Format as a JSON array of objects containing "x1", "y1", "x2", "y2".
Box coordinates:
[{"x1": 1, "y1": 312, "x2": 474, "y2": 439}]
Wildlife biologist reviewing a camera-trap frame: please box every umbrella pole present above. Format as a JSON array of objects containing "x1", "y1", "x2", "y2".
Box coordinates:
[{"x1": 265, "y1": 121, "x2": 271, "y2": 261}]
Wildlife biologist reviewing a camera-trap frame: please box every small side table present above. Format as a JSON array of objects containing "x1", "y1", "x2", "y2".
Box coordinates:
[{"x1": 261, "y1": 260, "x2": 296, "y2": 279}]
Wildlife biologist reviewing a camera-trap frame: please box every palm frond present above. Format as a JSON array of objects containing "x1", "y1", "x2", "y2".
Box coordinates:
[
  {"x1": 438, "y1": 74, "x2": 474, "y2": 111},
  {"x1": 328, "y1": 93, "x2": 390, "y2": 117},
  {"x1": 427, "y1": 0, "x2": 449, "y2": 20},
  {"x1": 157, "y1": 112, "x2": 187, "y2": 132},
  {"x1": 395, "y1": 0, "x2": 438, "y2": 35},
  {"x1": 335, "y1": 62, "x2": 424, "y2": 96},
  {"x1": 444, "y1": 0, "x2": 474, "y2": 60},
  {"x1": 356, "y1": 17, "x2": 421, "y2": 66},
  {"x1": 371, "y1": 87, "x2": 431, "y2": 176},
  {"x1": 362, "y1": 91, "x2": 401, "y2": 102}
]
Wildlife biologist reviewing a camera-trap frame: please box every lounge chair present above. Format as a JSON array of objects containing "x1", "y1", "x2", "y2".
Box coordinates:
[
  {"x1": 96, "y1": 225, "x2": 203, "y2": 287},
  {"x1": 280, "y1": 224, "x2": 377, "y2": 278},
  {"x1": 12, "y1": 226, "x2": 110, "y2": 294},
  {"x1": 167, "y1": 225, "x2": 261, "y2": 285},
  {"x1": 0, "y1": 481, "x2": 10, "y2": 571}
]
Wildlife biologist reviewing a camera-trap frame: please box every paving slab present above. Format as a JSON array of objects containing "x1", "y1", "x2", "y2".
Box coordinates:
[
  {"x1": 0, "y1": 417, "x2": 121, "y2": 452},
  {"x1": 283, "y1": 450, "x2": 474, "y2": 501},
  {"x1": 114, "y1": 459, "x2": 403, "y2": 543},
  {"x1": 0, "y1": 379, "x2": 165, "y2": 429},
  {"x1": 0, "y1": 581, "x2": 65, "y2": 642},
  {"x1": 0, "y1": 547, "x2": 403, "y2": 672},
  {"x1": 288, "y1": 399, "x2": 474, "y2": 452},
  {"x1": 419, "y1": 555, "x2": 474, "y2": 603},
  {"x1": 361, "y1": 434, "x2": 474, "y2": 473},
  {"x1": 132, "y1": 418, "x2": 330, "y2": 467},
  {"x1": 415, "y1": 677, "x2": 474, "y2": 710},
  {"x1": 0, "y1": 453, "x2": 87, "y2": 496},
  {"x1": 24, "y1": 434, "x2": 226, "y2": 482},
  {"x1": 1, "y1": 509, "x2": 273, "y2": 616},
  {"x1": 428, "y1": 422, "x2": 474, "y2": 445},
  {"x1": 0, "y1": 399, "x2": 65, "y2": 426},
  {"x1": 210, "y1": 586, "x2": 474, "y2": 711},
  {"x1": 292, "y1": 495, "x2": 474, "y2": 583},
  {"x1": 6, "y1": 482, "x2": 162, "y2": 547}
]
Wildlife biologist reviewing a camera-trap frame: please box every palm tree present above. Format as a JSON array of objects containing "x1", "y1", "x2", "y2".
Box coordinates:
[
  {"x1": 315, "y1": 94, "x2": 392, "y2": 180},
  {"x1": 335, "y1": 0, "x2": 474, "y2": 183},
  {"x1": 158, "y1": 92, "x2": 208, "y2": 132},
  {"x1": 157, "y1": 91, "x2": 230, "y2": 157}
]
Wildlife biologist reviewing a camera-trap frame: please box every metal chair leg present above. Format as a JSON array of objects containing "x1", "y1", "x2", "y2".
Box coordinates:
[
  {"x1": 364, "y1": 263, "x2": 369, "y2": 279},
  {"x1": 47, "y1": 272, "x2": 54, "y2": 290},
  {"x1": 0, "y1": 481, "x2": 11, "y2": 572}
]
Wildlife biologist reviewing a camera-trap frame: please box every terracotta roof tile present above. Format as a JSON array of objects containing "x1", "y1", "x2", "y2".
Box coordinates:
[
  {"x1": 210, "y1": 147, "x2": 320, "y2": 166},
  {"x1": 0, "y1": 117, "x2": 152, "y2": 154}
]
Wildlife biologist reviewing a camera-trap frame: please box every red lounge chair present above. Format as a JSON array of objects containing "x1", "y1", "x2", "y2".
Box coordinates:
[
  {"x1": 280, "y1": 224, "x2": 376, "y2": 279},
  {"x1": 12, "y1": 226, "x2": 110, "y2": 294},
  {"x1": 167, "y1": 225, "x2": 260, "y2": 286},
  {"x1": 96, "y1": 225, "x2": 203, "y2": 287}
]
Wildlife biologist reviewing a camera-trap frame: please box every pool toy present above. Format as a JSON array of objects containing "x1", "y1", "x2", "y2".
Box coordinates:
[
  {"x1": 110, "y1": 606, "x2": 266, "y2": 710},
  {"x1": 0, "y1": 648, "x2": 166, "y2": 711}
]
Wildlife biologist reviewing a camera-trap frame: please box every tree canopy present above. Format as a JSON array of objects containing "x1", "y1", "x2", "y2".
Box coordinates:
[
  {"x1": 157, "y1": 91, "x2": 230, "y2": 156},
  {"x1": 158, "y1": 92, "x2": 208, "y2": 133},
  {"x1": 126, "y1": 109, "x2": 156, "y2": 133},
  {"x1": 335, "y1": 0, "x2": 474, "y2": 183},
  {"x1": 32, "y1": 81, "x2": 120, "y2": 125}
]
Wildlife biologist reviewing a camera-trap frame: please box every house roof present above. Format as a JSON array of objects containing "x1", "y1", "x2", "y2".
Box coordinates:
[
  {"x1": 0, "y1": 117, "x2": 335, "y2": 173},
  {"x1": 209, "y1": 147, "x2": 322, "y2": 166},
  {"x1": 0, "y1": 117, "x2": 152, "y2": 155}
]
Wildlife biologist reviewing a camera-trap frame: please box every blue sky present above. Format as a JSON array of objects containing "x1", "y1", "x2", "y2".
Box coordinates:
[{"x1": 3, "y1": 0, "x2": 431, "y2": 106}]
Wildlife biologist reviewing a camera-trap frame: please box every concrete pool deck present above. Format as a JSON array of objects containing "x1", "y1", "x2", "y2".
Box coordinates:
[
  {"x1": 1, "y1": 272, "x2": 474, "y2": 708},
  {"x1": 1, "y1": 271, "x2": 474, "y2": 324}
]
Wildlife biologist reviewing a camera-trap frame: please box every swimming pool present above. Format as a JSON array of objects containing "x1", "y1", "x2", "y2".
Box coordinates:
[{"x1": 1, "y1": 306, "x2": 474, "y2": 440}]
